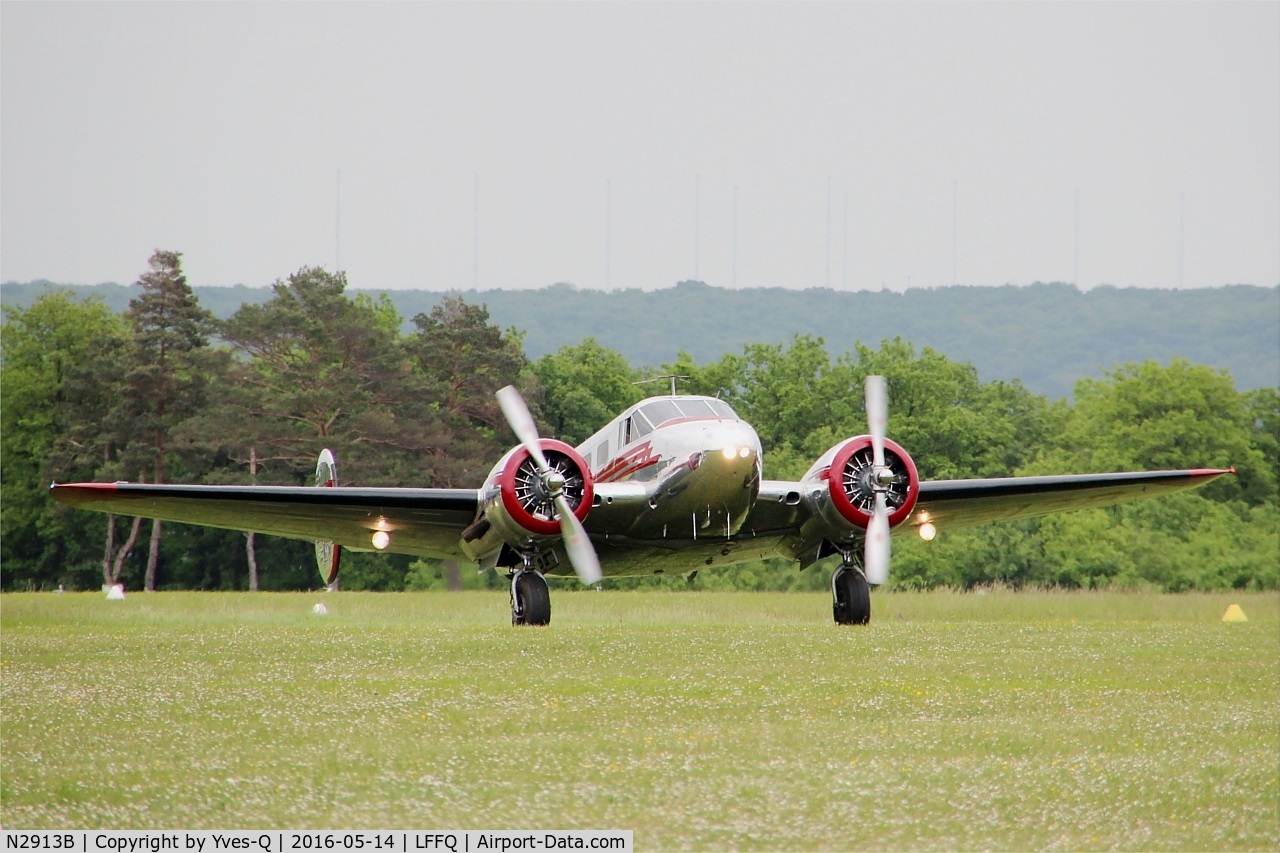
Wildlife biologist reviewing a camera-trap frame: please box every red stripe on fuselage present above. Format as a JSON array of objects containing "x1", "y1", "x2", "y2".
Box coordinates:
[{"x1": 595, "y1": 441, "x2": 659, "y2": 483}]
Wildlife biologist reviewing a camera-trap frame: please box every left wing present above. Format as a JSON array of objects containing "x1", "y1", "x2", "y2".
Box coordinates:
[
  {"x1": 909, "y1": 468, "x2": 1234, "y2": 530},
  {"x1": 750, "y1": 467, "x2": 1233, "y2": 542},
  {"x1": 50, "y1": 482, "x2": 481, "y2": 559}
]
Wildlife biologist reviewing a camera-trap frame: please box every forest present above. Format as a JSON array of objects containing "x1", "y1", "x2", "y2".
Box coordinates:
[
  {"x1": 3, "y1": 278, "x2": 1276, "y2": 402},
  {"x1": 3, "y1": 252, "x2": 1276, "y2": 594}
]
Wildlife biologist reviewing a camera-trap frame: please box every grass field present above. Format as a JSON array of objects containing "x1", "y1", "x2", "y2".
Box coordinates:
[{"x1": 2, "y1": 589, "x2": 1276, "y2": 850}]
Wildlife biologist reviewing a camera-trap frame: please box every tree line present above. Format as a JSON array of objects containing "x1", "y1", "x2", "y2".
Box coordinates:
[
  {"x1": 5, "y1": 278, "x2": 1277, "y2": 401},
  {"x1": 3, "y1": 251, "x2": 1276, "y2": 593}
]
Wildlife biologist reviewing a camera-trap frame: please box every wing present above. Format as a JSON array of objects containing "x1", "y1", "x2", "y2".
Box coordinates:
[
  {"x1": 911, "y1": 468, "x2": 1233, "y2": 530},
  {"x1": 50, "y1": 482, "x2": 481, "y2": 560},
  {"x1": 751, "y1": 468, "x2": 1233, "y2": 544}
]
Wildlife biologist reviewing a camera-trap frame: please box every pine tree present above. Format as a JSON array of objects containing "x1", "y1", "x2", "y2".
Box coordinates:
[{"x1": 119, "y1": 250, "x2": 215, "y2": 591}]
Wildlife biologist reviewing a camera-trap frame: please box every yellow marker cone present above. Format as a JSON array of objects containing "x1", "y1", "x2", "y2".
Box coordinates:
[{"x1": 1222, "y1": 604, "x2": 1248, "y2": 623}]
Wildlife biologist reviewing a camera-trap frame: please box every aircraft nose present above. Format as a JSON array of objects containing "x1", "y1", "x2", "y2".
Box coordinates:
[{"x1": 707, "y1": 421, "x2": 762, "y2": 463}]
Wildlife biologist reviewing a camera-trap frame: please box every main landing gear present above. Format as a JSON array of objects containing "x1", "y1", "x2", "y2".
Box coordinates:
[
  {"x1": 831, "y1": 554, "x2": 871, "y2": 626},
  {"x1": 510, "y1": 567, "x2": 551, "y2": 626}
]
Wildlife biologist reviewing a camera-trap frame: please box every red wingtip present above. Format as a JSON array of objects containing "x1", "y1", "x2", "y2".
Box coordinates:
[{"x1": 1187, "y1": 468, "x2": 1235, "y2": 478}]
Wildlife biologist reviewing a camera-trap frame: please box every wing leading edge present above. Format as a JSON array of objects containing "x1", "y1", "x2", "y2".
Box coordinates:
[{"x1": 50, "y1": 482, "x2": 481, "y2": 560}]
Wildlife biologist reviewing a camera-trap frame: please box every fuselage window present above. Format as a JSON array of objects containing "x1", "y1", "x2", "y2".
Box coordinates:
[{"x1": 597, "y1": 441, "x2": 609, "y2": 468}]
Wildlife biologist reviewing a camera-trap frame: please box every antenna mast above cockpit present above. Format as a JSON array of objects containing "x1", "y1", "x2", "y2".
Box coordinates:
[{"x1": 633, "y1": 375, "x2": 691, "y2": 396}]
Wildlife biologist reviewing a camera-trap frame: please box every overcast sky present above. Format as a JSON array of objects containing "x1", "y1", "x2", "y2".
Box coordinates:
[{"x1": 2, "y1": 2, "x2": 1277, "y2": 292}]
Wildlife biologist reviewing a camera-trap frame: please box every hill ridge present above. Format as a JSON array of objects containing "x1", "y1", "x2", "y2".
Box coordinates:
[{"x1": 4, "y1": 280, "x2": 1275, "y2": 400}]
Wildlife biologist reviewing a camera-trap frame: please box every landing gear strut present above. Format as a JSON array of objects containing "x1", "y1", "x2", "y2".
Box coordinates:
[
  {"x1": 510, "y1": 563, "x2": 551, "y2": 627},
  {"x1": 832, "y1": 556, "x2": 871, "y2": 626}
]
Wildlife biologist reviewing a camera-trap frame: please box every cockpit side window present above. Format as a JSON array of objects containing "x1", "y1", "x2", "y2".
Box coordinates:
[
  {"x1": 631, "y1": 410, "x2": 654, "y2": 438},
  {"x1": 707, "y1": 399, "x2": 738, "y2": 419}
]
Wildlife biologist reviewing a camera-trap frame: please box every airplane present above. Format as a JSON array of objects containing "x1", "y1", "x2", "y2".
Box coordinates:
[{"x1": 50, "y1": 377, "x2": 1232, "y2": 626}]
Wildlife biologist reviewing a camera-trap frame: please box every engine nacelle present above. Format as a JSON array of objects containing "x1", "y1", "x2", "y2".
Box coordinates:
[
  {"x1": 476, "y1": 439, "x2": 595, "y2": 550},
  {"x1": 802, "y1": 435, "x2": 920, "y2": 538}
]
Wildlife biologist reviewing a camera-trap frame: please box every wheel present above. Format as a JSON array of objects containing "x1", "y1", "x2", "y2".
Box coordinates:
[
  {"x1": 511, "y1": 570, "x2": 551, "y2": 626},
  {"x1": 832, "y1": 564, "x2": 871, "y2": 626}
]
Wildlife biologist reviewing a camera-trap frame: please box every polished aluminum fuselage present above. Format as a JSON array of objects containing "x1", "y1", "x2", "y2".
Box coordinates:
[{"x1": 538, "y1": 396, "x2": 781, "y2": 578}]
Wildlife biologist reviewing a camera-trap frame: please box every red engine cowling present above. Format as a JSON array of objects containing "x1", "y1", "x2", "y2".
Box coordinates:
[
  {"x1": 806, "y1": 435, "x2": 920, "y2": 536},
  {"x1": 483, "y1": 439, "x2": 595, "y2": 543}
]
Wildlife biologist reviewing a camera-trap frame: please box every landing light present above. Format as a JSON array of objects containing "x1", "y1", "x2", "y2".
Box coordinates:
[
  {"x1": 738, "y1": 446, "x2": 751, "y2": 458},
  {"x1": 723, "y1": 446, "x2": 738, "y2": 460},
  {"x1": 372, "y1": 530, "x2": 391, "y2": 550},
  {"x1": 918, "y1": 522, "x2": 937, "y2": 542}
]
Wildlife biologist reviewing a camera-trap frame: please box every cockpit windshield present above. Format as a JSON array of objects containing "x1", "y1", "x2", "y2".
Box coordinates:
[
  {"x1": 635, "y1": 397, "x2": 738, "y2": 429},
  {"x1": 639, "y1": 400, "x2": 682, "y2": 428}
]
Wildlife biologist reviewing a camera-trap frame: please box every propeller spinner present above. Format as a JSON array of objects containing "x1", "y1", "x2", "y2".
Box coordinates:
[{"x1": 496, "y1": 385, "x2": 603, "y2": 585}]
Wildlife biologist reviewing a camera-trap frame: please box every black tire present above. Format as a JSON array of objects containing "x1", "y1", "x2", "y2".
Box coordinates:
[
  {"x1": 512, "y1": 571, "x2": 551, "y2": 626},
  {"x1": 832, "y1": 565, "x2": 871, "y2": 626}
]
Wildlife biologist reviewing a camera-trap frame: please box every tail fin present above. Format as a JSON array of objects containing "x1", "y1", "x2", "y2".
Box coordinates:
[{"x1": 315, "y1": 449, "x2": 341, "y2": 589}]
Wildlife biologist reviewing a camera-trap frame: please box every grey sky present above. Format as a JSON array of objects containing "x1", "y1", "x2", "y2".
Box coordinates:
[{"x1": 2, "y1": 2, "x2": 1277, "y2": 292}]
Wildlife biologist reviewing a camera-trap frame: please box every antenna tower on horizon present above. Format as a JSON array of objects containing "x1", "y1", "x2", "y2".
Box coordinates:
[
  {"x1": 826, "y1": 176, "x2": 832, "y2": 288},
  {"x1": 1074, "y1": 188, "x2": 1080, "y2": 287},
  {"x1": 606, "y1": 179, "x2": 612, "y2": 289},
  {"x1": 842, "y1": 190, "x2": 849, "y2": 290},
  {"x1": 732, "y1": 184, "x2": 738, "y2": 289},
  {"x1": 473, "y1": 174, "x2": 479, "y2": 289},
  {"x1": 694, "y1": 174, "x2": 701, "y2": 280},
  {"x1": 1179, "y1": 192, "x2": 1185, "y2": 288},
  {"x1": 951, "y1": 180, "x2": 957, "y2": 287}
]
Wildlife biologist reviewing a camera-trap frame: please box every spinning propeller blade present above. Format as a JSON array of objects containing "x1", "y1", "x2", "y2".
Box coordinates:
[
  {"x1": 497, "y1": 385, "x2": 552, "y2": 473},
  {"x1": 865, "y1": 492, "x2": 891, "y2": 585},
  {"x1": 497, "y1": 386, "x2": 602, "y2": 585},
  {"x1": 866, "y1": 374, "x2": 887, "y2": 470},
  {"x1": 555, "y1": 494, "x2": 602, "y2": 585},
  {"x1": 864, "y1": 375, "x2": 891, "y2": 585}
]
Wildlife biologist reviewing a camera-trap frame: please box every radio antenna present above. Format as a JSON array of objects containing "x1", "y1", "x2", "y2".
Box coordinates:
[{"x1": 633, "y1": 375, "x2": 691, "y2": 396}]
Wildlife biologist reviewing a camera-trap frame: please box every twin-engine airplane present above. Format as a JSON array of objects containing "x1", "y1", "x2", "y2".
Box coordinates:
[{"x1": 51, "y1": 378, "x2": 1231, "y2": 626}]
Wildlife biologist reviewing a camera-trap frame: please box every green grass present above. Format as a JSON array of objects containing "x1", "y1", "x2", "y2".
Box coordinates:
[{"x1": 2, "y1": 590, "x2": 1276, "y2": 850}]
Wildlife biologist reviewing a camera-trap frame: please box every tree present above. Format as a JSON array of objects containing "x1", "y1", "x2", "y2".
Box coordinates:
[
  {"x1": 1244, "y1": 387, "x2": 1279, "y2": 506},
  {"x1": 219, "y1": 267, "x2": 427, "y2": 484},
  {"x1": 840, "y1": 338, "x2": 1055, "y2": 480},
  {"x1": 711, "y1": 335, "x2": 836, "y2": 459},
  {"x1": 683, "y1": 335, "x2": 1056, "y2": 481},
  {"x1": 406, "y1": 296, "x2": 529, "y2": 486},
  {"x1": 217, "y1": 268, "x2": 440, "y2": 591},
  {"x1": 1, "y1": 293, "x2": 130, "y2": 589},
  {"x1": 531, "y1": 339, "x2": 644, "y2": 446},
  {"x1": 115, "y1": 250, "x2": 217, "y2": 591},
  {"x1": 1042, "y1": 359, "x2": 1269, "y2": 505}
]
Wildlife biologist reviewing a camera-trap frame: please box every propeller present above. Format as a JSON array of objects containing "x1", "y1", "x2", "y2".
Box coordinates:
[
  {"x1": 496, "y1": 385, "x2": 603, "y2": 585},
  {"x1": 863, "y1": 375, "x2": 891, "y2": 585}
]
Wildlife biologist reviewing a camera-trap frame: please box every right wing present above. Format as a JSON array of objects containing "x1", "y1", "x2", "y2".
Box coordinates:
[{"x1": 50, "y1": 482, "x2": 482, "y2": 560}]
